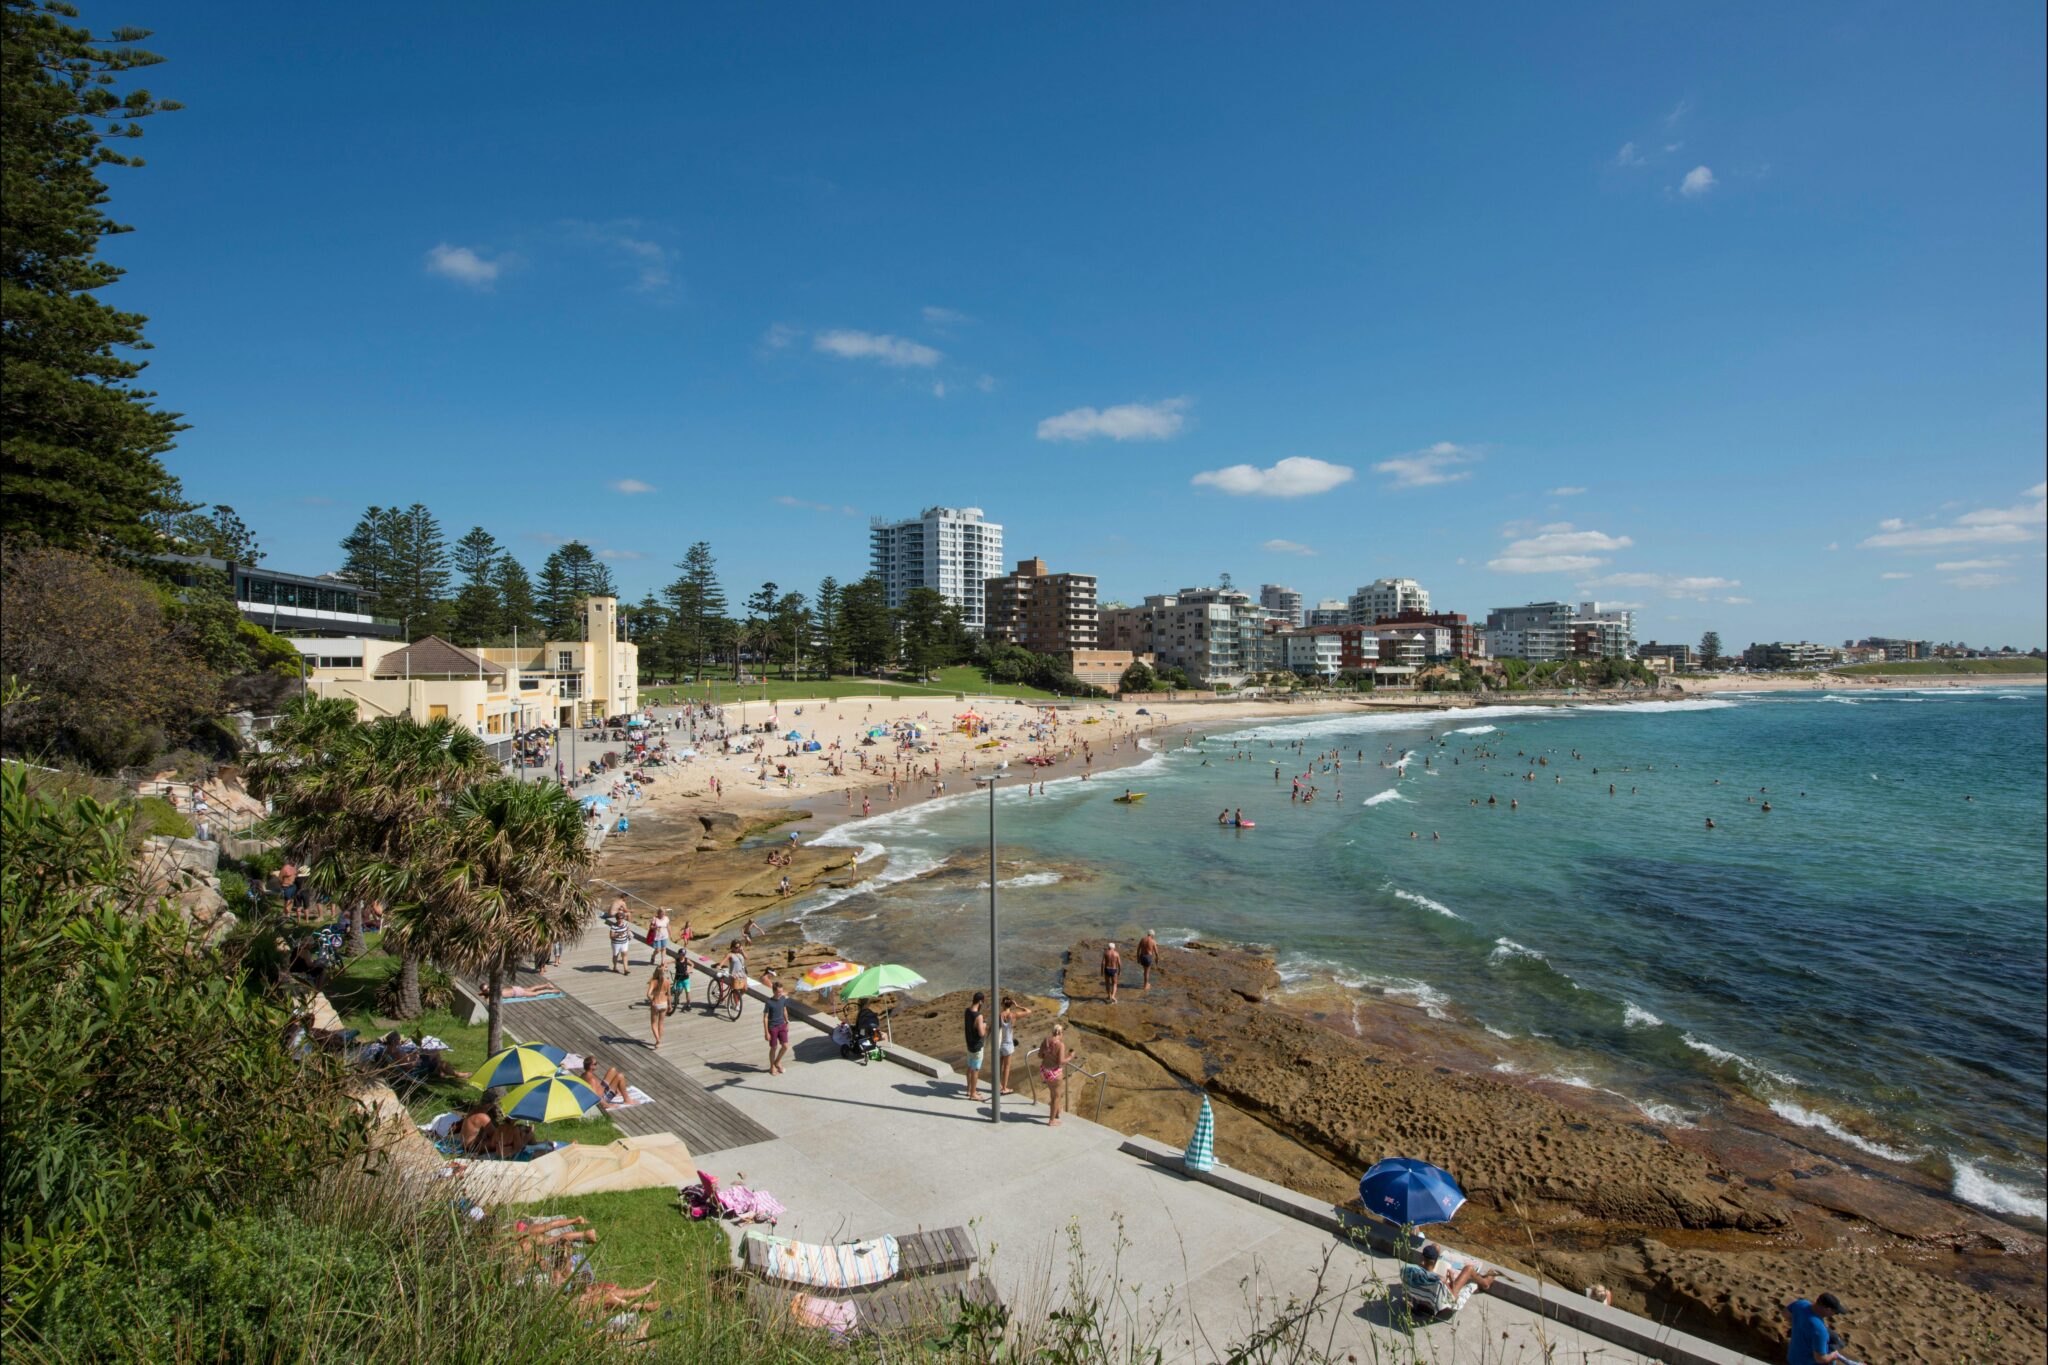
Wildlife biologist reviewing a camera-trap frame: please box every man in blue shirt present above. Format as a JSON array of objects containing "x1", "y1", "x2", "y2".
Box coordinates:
[{"x1": 1783, "y1": 1292, "x2": 1851, "y2": 1365}]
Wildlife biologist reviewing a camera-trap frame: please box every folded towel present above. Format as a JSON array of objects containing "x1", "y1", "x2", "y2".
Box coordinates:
[{"x1": 753, "y1": 1233, "x2": 898, "y2": 1288}]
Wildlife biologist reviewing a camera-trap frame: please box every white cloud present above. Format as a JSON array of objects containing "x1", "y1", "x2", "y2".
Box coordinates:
[
  {"x1": 609, "y1": 478, "x2": 656, "y2": 495},
  {"x1": 1722, "y1": 596, "x2": 1753, "y2": 605},
  {"x1": 1616, "y1": 141, "x2": 1645, "y2": 168},
  {"x1": 762, "y1": 322, "x2": 799, "y2": 349},
  {"x1": 1665, "y1": 99, "x2": 1693, "y2": 128},
  {"x1": 813, "y1": 329, "x2": 942, "y2": 367},
  {"x1": 921, "y1": 305, "x2": 967, "y2": 328},
  {"x1": 1946, "y1": 573, "x2": 2014, "y2": 590},
  {"x1": 1859, "y1": 487, "x2": 2046, "y2": 550},
  {"x1": 1576, "y1": 570, "x2": 1740, "y2": 602},
  {"x1": 1490, "y1": 524, "x2": 1633, "y2": 574},
  {"x1": 975, "y1": 374, "x2": 997, "y2": 394},
  {"x1": 1826, "y1": 542, "x2": 1840, "y2": 551},
  {"x1": 1679, "y1": 165, "x2": 1717, "y2": 198},
  {"x1": 425, "y1": 243, "x2": 503, "y2": 288},
  {"x1": 563, "y1": 220, "x2": 674, "y2": 292},
  {"x1": 1261, "y1": 539, "x2": 1316, "y2": 556},
  {"x1": 1037, "y1": 397, "x2": 1189, "y2": 443},
  {"x1": 1933, "y1": 558, "x2": 2011, "y2": 571},
  {"x1": 1548, "y1": 486, "x2": 1588, "y2": 497},
  {"x1": 1191, "y1": 457, "x2": 1355, "y2": 498},
  {"x1": 599, "y1": 548, "x2": 644, "y2": 561},
  {"x1": 1879, "y1": 572, "x2": 1912, "y2": 580},
  {"x1": 1374, "y1": 441, "x2": 1480, "y2": 489},
  {"x1": 932, "y1": 382, "x2": 947, "y2": 398}
]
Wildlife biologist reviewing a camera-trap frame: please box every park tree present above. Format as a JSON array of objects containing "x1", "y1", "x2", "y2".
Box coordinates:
[
  {"x1": 837, "y1": 575, "x2": 893, "y2": 675},
  {"x1": 493, "y1": 555, "x2": 541, "y2": 641},
  {"x1": 663, "y1": 541, "x2": 727, "y2": 678},
  {"x1": 811, "y1": 576, "x2": 842, "y2": 676},
  {"x1": 1698, "y1": 631, "x2": 1722, "y2": 668},
  {"x1": 776, "y1": 591, "x2": 809, "y2": 677},
  {"x1": 897, "y1": 586, "x2": 949, "y2": 681},
  {"x1": 448, "y1": 526, "x2": 502, "y2": 642},
  {"x1": 1, "y1": 3, "x2": 188, "y2": 556},
  {"x1": 1119, "y1": 660, "x2": 1155, "y2": 694},
  {"x1": 537, "y1": 540, "x2": 602, "y2": 637},
  {"x1": 339, "y1": 504, "x2": 450, "y2": 636},
  {"x1": 155, "y1": 503, "x2": 261, "y2": 562},
  {"x1": 742, "y1": 582, "x2": 780, "y2": 677}
]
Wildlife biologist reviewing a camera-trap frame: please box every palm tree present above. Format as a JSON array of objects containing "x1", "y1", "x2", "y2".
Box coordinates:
[
  {"x1": 429, "y1": 778, "x2": 593, "y2": 1055},
  {"x1": 257, "y1": 713, "x2": 494, "y2": 1017}
]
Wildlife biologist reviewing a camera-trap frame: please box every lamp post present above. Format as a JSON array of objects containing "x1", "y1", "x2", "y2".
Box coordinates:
[{"x1": 977, "y1": 770, "x2": 1002, "y2": 1123}]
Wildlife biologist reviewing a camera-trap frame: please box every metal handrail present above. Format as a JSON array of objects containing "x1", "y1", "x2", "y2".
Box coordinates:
[{"x1": 1019, "y1": 1044, "x2": 1109, "y2": 1121}]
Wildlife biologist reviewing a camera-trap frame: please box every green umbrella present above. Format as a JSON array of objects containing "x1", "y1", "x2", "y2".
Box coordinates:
[{"x1": 838, "y1": 963, "x2": 927, "y2": 1000}]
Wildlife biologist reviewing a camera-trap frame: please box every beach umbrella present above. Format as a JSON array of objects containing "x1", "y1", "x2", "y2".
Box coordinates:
[
  {"x1": 839, "y1": 963, "x2": 927, "y2": 1000},
  {"x1": 1358, "y1": 1157, "x2": 1466, "y2": 1227},
  {"x1": 1183, "y1": 1095, "x2": 1217, "y2": 1173},
  {"x1": 499, "y1": 1074, "x2": 603, "y2": 1123},
  {"x1": 472, "y1": 1043, "x2": 568, "y2": 1091},
  {"x1": 797, "y1": 960, "x2": 863, "y2": 991},
  {"x1": 578, "y1": 794, "x2": 611, "y2": 810}
]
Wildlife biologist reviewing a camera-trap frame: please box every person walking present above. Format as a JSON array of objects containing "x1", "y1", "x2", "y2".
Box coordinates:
[
  {"x1": 1136, "y1": 931, "x2": 1160, "y2": 991},
  {"x1": 1101, "y1": 941, "x2": 1123, "y2": 1004},
  {"x1": 645, "y1": 962, "x2": 672, "y2": 1048},
  {"x1": 647, "y1": 907, "x2": 671, "y2": 966},
  {"x1": 1041, "y1": 1021, "x2": 1070, "y2": 1127},
  {"x1": 763, "y1": 979, "x2": 793, "y2": 1075},
  {"x1": 607, "y1": 912, "x2": 632, "y2": 974},
  {"x1": 962, "y1": 992, "x2": 988, "y2": 1102},
  {"x1": 666, "y1": 945, "x2": 691, "y2": 1013},
  {"x1": 998, "y1": 996, "x2": 1032, "y2": 1095}
]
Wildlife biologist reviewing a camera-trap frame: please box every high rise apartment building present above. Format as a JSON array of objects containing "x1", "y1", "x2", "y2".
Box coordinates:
[
  {"x1": 1101, "y1": 586, "x2": 1264, "y2": 687},
  {"x1": 1483, "y1": 600, "x2": 1636, "y2": 661},
  {"x1": 868, "y1": 506, "x2": 1005, "y2": 632},
  {"x1": 984, "y1": 557, "x2": 1099, "y2": 654},
  {"x1": 1258, "y1": 584, "x2": 1305, "y2": 627},
  {"x1": 1306, "y1": 599, "x2": 1349, "y2": 626},
  {"x1": 1348, "y1": 577, "x2": 1430, "y2": 625}
]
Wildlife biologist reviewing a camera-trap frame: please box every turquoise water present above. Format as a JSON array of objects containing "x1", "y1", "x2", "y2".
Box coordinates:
[{"x1": 790, "y1": 691, "x2": 2048, "y2": 1223}]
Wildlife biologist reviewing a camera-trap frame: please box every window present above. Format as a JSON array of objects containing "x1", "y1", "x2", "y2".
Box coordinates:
[
  {"x1": 556, "y1": 650, "x2": 575, "y2": 671},
  {"x1": 428, "y1": 704, "x2": 448, "y2": 721}
]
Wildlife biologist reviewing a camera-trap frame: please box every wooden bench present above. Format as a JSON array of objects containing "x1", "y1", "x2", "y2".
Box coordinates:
[{"x1": 745, "y1": 1268, "x2": 1002, "y2": 1343}]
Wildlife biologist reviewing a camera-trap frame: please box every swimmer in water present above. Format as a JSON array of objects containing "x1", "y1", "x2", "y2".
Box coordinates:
[
  {"x1": 1705, "y1": 817, "x2": 1715, "y2": 829},
  {"x1": 1760, "y1": 801, "x2": 1771, "y2": 811}
]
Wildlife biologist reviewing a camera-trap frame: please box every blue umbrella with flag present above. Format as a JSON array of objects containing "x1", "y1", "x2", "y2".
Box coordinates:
[{"x1": 1359, "y1": 1157, "x2": 1466, "y2": 1227}]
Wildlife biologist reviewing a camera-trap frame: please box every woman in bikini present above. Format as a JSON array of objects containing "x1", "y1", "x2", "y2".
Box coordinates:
[
  {"x1": 1041, "y1": 1021, "x2": 1071, "y2": 1127},
  {"x1": 645, "y1": 962, "x2": 671, "y2": 1047}
]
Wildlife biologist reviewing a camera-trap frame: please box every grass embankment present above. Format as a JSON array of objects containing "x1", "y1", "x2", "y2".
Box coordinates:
[
  {"x1": 324, "y1": 938, "x2": 619, "y2": 1145},
  {"x1": 1830, "y1": 658, "x2": 2044, "y2": 677},
  {"x1": 640, "y1": 666, "x2": 1063, "y2": 706}
]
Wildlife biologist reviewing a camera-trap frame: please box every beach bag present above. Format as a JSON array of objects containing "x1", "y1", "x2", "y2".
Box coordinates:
[{"x1": 681, "y1": 1170, "x2": 720, "y2": 1220}]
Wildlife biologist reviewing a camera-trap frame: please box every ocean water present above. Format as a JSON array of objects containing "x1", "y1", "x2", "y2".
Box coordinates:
[{"x1": 788, "y1": 690, "x2": 2048, "y2": 1223}]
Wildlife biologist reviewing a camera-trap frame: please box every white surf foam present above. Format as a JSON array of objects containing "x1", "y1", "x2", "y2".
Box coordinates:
[
  {"x1": 1634, "y1": 1098, "x2": 1695, "y2": 1127},
  {"x1": 1488, "y1": 937, "x2": 1545, "y2": 964},
  {"x1": 1483, "y1": 1024, "x2": 1516, "y2": 1040},
  {"x1": 1819, "y1": 696, "x2": 1860, "y2": 705},
  {"x1": 974, "y1": 871, "x2": 1062, "y2": 889},
  {"x1": 1622, "y1": 1001, "x2": 1664, "y2": 1030},
  {"x1": 1450, "y1": 724, "x2": 1496, "y2": 735},
  {"x1": 1681, "y1": 1033, "x2": 1799, "y2": 1087},
  {"x1": 1390, "y1": 887, "x2": 1462, "y2": 919},
  {"x1": 790, "y1": 844, "x2": 947, "y2": 918},
  {"x1": 1362, "y1": 789, "x2": 1406, "y2": 807},
  {"x1": 1950, "y1": 1158, "x2": 2048, "y2": 1222},
  {"x1": 1767, "y1": 1099, "x2": 1921, "y2": 1165}
]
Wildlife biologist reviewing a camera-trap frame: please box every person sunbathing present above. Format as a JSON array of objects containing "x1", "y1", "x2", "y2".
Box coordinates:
[
  {"x1": 580, "y1": 1056, "x2": 630, "y2": 1107},
  {"x1": 455, "y1": 1101, "x2": 495, "y2": 1152},
  {"x1": 481, "y1": 1116, "x2": 535, "y2": 1159},
  {"x1": 1411, "y1": 1244, "x2": 1500, "y2": 1303},
  {"x1": 507, "y1": 1214, "x2": 598, "y2": 1251}
]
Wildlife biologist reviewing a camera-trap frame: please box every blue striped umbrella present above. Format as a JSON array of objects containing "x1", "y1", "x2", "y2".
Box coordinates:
[{"x1": 1184, "y1": 1094, "x2": 1217, "y2": 1172}]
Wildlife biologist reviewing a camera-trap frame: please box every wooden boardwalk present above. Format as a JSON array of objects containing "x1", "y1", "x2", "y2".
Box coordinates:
[{"x1": 499, "y1": 979, "x2": 774, "y2": 1158}]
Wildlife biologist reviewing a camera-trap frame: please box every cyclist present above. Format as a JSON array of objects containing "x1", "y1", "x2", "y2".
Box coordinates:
[{"x1": 714, "y1": 938, "x2": 748, "y2": 1016}]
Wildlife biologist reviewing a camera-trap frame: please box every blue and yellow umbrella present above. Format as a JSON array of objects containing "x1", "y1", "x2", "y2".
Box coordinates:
[
  {"x1": 472, "y1": 1043, "x2": 568, "y2": 1091},
  {"x1": 499, "y1": 1074, "x2": 603, "y2": 1123}
]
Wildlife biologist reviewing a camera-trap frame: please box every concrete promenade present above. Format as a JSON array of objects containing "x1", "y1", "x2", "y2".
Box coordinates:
[{"x1": 545, "y1": 914, "x2": 1748, "y2": 1364}]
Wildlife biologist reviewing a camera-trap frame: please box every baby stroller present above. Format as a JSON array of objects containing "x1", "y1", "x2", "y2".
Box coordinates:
[{"x1": 836, "y1": 1008, "x2": 886, "y2": 1065}]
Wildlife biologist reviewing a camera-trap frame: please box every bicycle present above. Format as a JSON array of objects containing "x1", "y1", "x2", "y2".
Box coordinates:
[{"x1": 709, "y1": 972, "x2": 745, "y2": 1021}]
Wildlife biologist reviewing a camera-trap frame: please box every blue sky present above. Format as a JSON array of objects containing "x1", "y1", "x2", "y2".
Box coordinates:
[{"x1": 116, "y1": 3, "x2": 2045, "y2": 646}]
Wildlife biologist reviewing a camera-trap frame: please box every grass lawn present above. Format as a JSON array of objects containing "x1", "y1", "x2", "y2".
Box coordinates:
[
  {"x1": 640, "y1": 666, "x2": 1065, "y2": 706},
  {"x1": 501, "y1": 1186, "x2": 727, "y2": 1300},
  {"x1": 324, "y1": 937, "x2": 620, "y2": 1145},
  {"x1": 1830, "y1": 658, "x2": 2044, "y2": 677}
]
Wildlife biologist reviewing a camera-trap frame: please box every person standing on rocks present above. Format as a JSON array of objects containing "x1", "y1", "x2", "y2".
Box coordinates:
[
  {"x1": 1136, "y1": 931, "x2": 1160, "y2": 991},
  {"x1": 1782, "y1": 1293, "x2": 1855, "y2": 1365},
  {"x1": 1101, "y1": 941, "x2": 1123, "y2": 1003}
]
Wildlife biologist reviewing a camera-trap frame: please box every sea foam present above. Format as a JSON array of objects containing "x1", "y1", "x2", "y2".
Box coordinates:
[
  {"x1": 1622, "y1": 1001, "x2": 1664, "y2": 1030},
  {"x1": 1767, "y1": 1099, "x2": 1921, "y2": 1165},
  {"x1": 1362, "y1": 789, "x2": 1406, "y2": 807},
  {"x1": 1389, "y1": 886, "x2": 1461, "y2": 919},
  {"x1": 1950, "y1": 1158, "x2": 2048, "y2": 1222}
]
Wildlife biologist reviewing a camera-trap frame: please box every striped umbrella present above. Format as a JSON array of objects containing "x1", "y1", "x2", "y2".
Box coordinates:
[
  {"x1": 798, "y1": 960, "x2": 863, "y2": 992},
  {"x1": 499, "y1": 1074, "x2": 603, "y2": 1123},
  {"x1": 472, "y1": 1043, "x2": 568, "y2": 1091},
  {"x1": 1184, "y1": 1094, "x2": 1217, "y2": 1172}
]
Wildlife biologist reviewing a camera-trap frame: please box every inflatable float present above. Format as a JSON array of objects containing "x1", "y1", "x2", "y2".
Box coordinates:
[{"x1": 1113, "y1": 793, "x2": 1146, "y2": 804}]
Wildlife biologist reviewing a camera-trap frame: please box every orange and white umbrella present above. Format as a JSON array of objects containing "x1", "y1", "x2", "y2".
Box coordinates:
[{"x1": 798, "y1": 960, "x2": 863, "y2": 991}]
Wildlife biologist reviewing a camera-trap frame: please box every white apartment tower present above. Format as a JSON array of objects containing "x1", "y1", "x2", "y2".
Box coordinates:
[
  {"x1": 1348, "y1": 577, "x2": 1430, "y2": 625},
  {"x1": 868, "y1": 506, "x2": 1005, "y2": 632},
  {"x1": 1259, "y1": 584, "x2": 1305, "y2": 626}
]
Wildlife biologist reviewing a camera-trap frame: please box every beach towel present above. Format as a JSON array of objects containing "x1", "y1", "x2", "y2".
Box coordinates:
[
  {"x1": 424, "y1": 1111, "x2": 464, "y2": 1138},
  {"x1": 750, "y1": 1233, "x2": 899, "y2": 1289},
  {"x1": 718, "y1": 1185, "x2": 785, "y2": 1224},
  {"x1": 579, "y1": 1085, "x2": 653, "y2": 1116}
]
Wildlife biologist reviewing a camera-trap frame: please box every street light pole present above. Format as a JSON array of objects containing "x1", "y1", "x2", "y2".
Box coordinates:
[{"x1": 983, "y1": 770, "x2": 1001, "y2": 1124}]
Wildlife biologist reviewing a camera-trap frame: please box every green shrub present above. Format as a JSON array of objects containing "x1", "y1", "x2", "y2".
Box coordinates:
[
  {"x1": 217, "y1": 867, "x2": 252, "y2": 906},
  {"x1": 130, "y1": 793, "x2": 194, "y2": 839}
]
